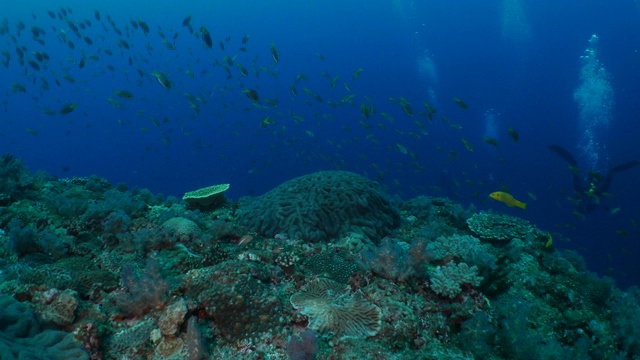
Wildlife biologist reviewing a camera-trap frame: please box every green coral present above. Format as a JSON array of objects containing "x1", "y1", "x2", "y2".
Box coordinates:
[
  {"x1": 237, "y1": 171, "x2": 400, "y2": 243},
  {"x1": 430, "y1": 262, "x2": 483, "y2": 298},
  {"x1": 466, "y1": 212, "x2": 540, "y2": 242},
  {"x1": 303, "y1": 251, "x2": 359, "y2": 283},
  {"x1": 182, "y1": 183, "x2": 229, "y2": 209},
  {"x1": 161, "y1": 217, "x2": 201, "y2": 239}
]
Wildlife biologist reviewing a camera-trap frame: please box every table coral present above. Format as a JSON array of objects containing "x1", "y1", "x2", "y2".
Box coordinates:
[{"x1": 466, "y1": 212, "x2": 540, "y2": 242}]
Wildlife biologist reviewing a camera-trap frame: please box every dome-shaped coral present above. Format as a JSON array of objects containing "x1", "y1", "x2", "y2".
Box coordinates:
[{"x1": 237, "y1": 171, "x2": 400, "y2": 243}]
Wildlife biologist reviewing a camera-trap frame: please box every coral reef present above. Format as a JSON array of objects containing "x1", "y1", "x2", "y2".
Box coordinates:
[
  {"x1": 0, "y1": 157, "x2": 638, "y2": 359},
  {"x1": 236, "y1": 171, "x2": 401, "y2": 243}
]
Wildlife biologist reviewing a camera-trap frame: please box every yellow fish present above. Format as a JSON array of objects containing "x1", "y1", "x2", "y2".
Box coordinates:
[
  {"x1": 489, "y1": 191, "x2": 526, "y2": 210},
  {"x1": 544, "y1": 232, "x2": 553, "y2": 247}
]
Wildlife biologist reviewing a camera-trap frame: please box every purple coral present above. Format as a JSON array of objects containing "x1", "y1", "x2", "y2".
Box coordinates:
[
  {"x1": 286, "y1": 329, "x2": 318, "y2": 360},
  {"x1": 116, "y1": 259, "x2": 169, "y2": 316}
]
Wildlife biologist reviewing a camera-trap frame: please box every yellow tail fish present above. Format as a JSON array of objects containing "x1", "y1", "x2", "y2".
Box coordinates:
[{"x1": 489, "y1": 191, "x2": 526, "y2": 210}]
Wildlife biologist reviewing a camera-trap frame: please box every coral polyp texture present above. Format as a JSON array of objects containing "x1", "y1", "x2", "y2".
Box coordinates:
[
  {"x1": 290, "y1": 278, "x2": 382, "y2": 338},
  {"x1": 466, "y1": 211, "x2": 540, "y2": 242},
  {"x1": 237, "y1": 171, "x2": 401, "y2": 242}
]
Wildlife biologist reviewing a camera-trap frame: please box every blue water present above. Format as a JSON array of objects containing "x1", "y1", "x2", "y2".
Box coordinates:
[{"x1": 2, "y1": 0, "x2": 640, "y2": 287}]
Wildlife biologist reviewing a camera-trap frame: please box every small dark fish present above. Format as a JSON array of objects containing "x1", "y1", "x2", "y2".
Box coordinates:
[
  {"x1": 84, "y1": 36, "x2": 93, "y2": 45},
  {"x1": 59, "y1": 102, "x2": 77, "y2": 115},
  {"x1": 79, "y1": 22, "x2": 86, "y2": 30},
  {"x1": 138, "y1": 19, "x2": 149, "y2": 34},
  {"x1": 260, "y1": 116, "x2": 274, "y2": 128},
  {"x1": 353, "y1": 67, "x2": 364, "y2": 79},
  {"x1": 1, "y1": 51, "x2": 9, "y2": 68},
  {"x1": 453, "y1": 97, "x2": 468, "y2": 110},
  {"x1": 128, "y1": 56, "x2": 132, "y2": 66},
  {"x1": 129, "y1": 19, "x2": 139, "y2": 29},
  {"x1": 118, "y1": 38, "x2": 130, "y2": 49},
  {"x1": 31, "y1": 26, "x2": 46, "y2": 37},
  {"x1": 47, "y1": 10, "x2": 56, "y2": 19},
  {"x1": 114, "y1": 90, "x2": 134, "y2": 99},
  {"x1": 236, "y1": 63, "x2": 248, "y2": 77},
  {"x1": 27, "y1": 59, "x2": 40, "y2": 70},
  {"x1": 66, "y1": 20, "x2": 79, "y2": 34},
  {"x1": 33, "y1": 51, "x2": 47, "y2": 62},
  {"x1": 361, "y1": 104, "x2": 371, "y2": 119},
  {"x1": 218, "y1": 41, "x2": 225, "y2": 50},
  {"x1": 94, "y1": 10, "x2": 101, "y2": 21},
  {"x1": 244, "y1": 88, "x2": 259, "y2": 101},
  {"x1": 162, "y1": 39, "x2": 175, "y2": 50},
  {"x1": 241, "y1": 35, "x2": 250, "y2": 44},
  {"x1": 60, "y1": 7, "x2": 68, "y2": 16},
  {"x1": 15, "y1": 46, "x2": 24, "y2": 59},
  {"x1": 10, "y1": 83, "x2": 26, "y2": 93},
  {"x1": 508, "y1": 127, "x2": 519, "y2": 142},
  {"x1": 200, "y1": 26, "x2": 212, "y2": 48},
  {"x1": 152, "y1": 71, "x2": 172, "y2": 89},
  {"x1": 483, "y1": 137, "x2": 499, "y2": 146},
  {"x1": 62, "y1": 74, "x2": 75, "y2": 83},
  {"x1": 270, "y1": 42, "x2": 279, "y2": 63},
  {"x1": 330, "y1": 75, "x2": 339, "y2": 89},
  {"x1": 401, "y1": 103, "x2": 413, "y2": 116},
  {"x1": 182, "y1": 15, "x2": 192, "y2": 27},
  {"x1": 67, "y1": 40, "x2": 75, "y2": 49},
  {"x1": 78, "y1": 55, "x2": 85, "y2": 68}
]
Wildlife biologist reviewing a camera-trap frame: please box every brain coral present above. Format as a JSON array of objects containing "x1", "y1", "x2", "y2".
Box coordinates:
[{"x1": 236, "y1": 171, "x2": 400, "y2": 243}]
